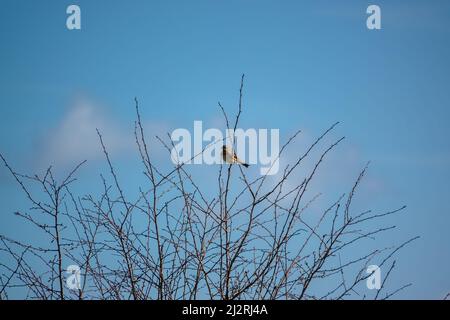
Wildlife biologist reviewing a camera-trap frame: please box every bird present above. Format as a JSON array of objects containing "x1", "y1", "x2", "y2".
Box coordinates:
[{"x1": 222, "y1": 145, "x2": 249, "y2": 168}]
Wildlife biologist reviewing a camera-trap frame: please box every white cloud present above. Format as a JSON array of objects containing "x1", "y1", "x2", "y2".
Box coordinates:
[
  {"x1": 39, "y1": 98, "x2": 170, "y2": 170},
  {"x1": 260, "y1": 128, "x2": 385, "y2": 216}
]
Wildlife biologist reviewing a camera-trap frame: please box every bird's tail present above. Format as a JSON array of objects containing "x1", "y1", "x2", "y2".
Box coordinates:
[{"x1": 242, "y1": 163, "x2": 249, "y2": 168}]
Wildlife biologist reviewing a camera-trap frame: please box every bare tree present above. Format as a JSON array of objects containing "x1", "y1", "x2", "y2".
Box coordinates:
[{"x1": 0, "y1": 76, "x2": 418, "y2": 300}]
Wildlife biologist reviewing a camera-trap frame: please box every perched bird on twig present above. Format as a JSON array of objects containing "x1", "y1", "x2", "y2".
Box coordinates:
[{"x1": 222, "y1": 145, "x2": 249, "y2": 168}]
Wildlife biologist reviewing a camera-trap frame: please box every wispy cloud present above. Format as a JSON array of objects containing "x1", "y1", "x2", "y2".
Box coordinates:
[
  {"x1": 261, "y1": 127, "x2": 385, "y2": 216},
  {"x1": 38, "y1": 98, "x2": 170, "y2": 170}
]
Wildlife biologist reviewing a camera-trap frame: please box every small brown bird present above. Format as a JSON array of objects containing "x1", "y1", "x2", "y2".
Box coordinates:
[{"x1": 222, "y1": 145, "x2": 249, "y2": 168}]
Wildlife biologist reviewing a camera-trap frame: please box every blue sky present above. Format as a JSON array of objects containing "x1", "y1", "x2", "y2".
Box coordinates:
[{"x1": 0, "y1": 0, "x2": 449, "y2": 299}]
